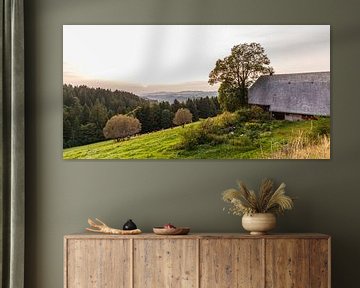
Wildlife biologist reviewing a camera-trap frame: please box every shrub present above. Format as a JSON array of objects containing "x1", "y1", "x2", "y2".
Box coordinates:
[
  {"x1": 207, "y1": 134, "x2": 228, "y2": 145},
  {"x1": 200, "y1": 118, "x2": 219, "y2": 134},
  {"x1": 230, "y1": 135, "x2": 253, "y2": 147},
  {"x1": 179, "y1": 126, "x2": 208, "y2": 150},
  {"x1": 260, "y1": 122, "x2": 273, "y2": 131},
  {"x1": 243, "y1": 123, "x2": 261, "y2": 141},
  {"x1": 213, "y1": 111, "x2": 239, "y2": 128},
  {"x1": 312, "y1": 118, "x2": 330, "y2": 136},
  {"x1": 244, "y1": 122, "x2": 262, "y2": 132},
  {"x1": 179, "y1": 117, "x2": 231, "y2": 150},
  {"x1": 249, "y1": 105, "x2": 269, "y2": 121},
  {"x1": 307, "y1": 118, "x2": 331, "y2": 141},
  {"x1": 196, "y1": 112, "x2": 240, "y2": 137},
  {"x1": 246, "y1": 130, "x2": 260, "y2": 142},
  {"x1": 235, "y1": 106, "x2": 269, "y2": 122}
]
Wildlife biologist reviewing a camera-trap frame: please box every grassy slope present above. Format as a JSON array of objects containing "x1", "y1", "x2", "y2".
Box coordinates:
[{"x1": 63, "y1": 120, "x2": 326, "y2": 159}]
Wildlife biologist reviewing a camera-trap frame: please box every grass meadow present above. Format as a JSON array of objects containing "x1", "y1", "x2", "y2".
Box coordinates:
[{"x1": 63, "y1": 114, "x2": 330, "y2": 160}]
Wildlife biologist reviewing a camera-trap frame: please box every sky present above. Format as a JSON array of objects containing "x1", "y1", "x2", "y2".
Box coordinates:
[{"x1": 63, "y1": 25, "x2": 330, "y2": 94}]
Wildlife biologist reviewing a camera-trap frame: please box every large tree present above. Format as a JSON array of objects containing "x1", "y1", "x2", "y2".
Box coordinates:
[
  {"x1": 103, "y1": 114, "x2": 141, "y2": 141},
  {"x1": 209, "y1": 43, "x2": 274, "y2": 109},
  {"x1": 173, "y1": 108, "x2": 193, "y2": 127}
]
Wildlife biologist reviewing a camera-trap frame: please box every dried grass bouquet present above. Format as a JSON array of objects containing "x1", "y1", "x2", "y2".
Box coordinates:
[{"x1": 222, "y1": 179, "x2": 294, "y2": 216}]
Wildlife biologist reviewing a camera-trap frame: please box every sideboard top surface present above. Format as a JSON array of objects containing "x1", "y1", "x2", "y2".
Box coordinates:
[{"x1": 64, "y1": 232, "x2": 330, "y2": 240}]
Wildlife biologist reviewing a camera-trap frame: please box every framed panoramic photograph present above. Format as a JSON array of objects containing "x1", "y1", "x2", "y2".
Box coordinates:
[{"x1": 63, "y1": 25, "x2": 330, "y2": 159}]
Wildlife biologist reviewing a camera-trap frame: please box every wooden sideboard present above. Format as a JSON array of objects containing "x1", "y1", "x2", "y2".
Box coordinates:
[{"x1": 64, "y1": 233, "x2": 330, "y2": 288}]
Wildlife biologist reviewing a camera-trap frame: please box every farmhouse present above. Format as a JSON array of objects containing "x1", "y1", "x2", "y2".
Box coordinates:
[{"x1": 248, "y1": 72, "x2": 330, "y2": 120}]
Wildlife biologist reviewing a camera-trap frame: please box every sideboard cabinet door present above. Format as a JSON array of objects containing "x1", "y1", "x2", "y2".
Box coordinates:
[
  {"x1": 200, "y1": 239, "x2": 264, "y2": 288},
  {"x1": 133, "y1": 239, "x2": 198, "y2": 288},
  {"x1": 66, "y1": 239, "x2": 131, "y2": 288},
  {"x1": 309, "y1": 239, "x2": 330, "y2": 288},
  {"x1": 265, "y1": 239, "x2": 330, "y2": 288}
]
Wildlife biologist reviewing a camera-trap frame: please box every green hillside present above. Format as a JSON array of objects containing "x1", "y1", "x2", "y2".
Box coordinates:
[{"x1": 63, "y1": 118, "x2": 330, "y2": 159}]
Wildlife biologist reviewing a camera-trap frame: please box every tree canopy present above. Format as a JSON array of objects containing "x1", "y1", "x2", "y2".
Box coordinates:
[
  {"x1": 103, "y1": 114, "x2": 141, "y2": 141},
  {"x1": 209, "y1": 42, "x2": 274, "y2": 109},
  {"x1": 173, "y1": 108, "x2": 193, "y2": 127}
]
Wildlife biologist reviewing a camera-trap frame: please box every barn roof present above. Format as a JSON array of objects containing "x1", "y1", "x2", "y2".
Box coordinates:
[{"x1": 248, "y1": 72, "x2": 330, "y2": 116}]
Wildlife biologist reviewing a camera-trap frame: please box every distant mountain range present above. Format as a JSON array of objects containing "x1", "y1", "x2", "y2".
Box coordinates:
[{"x1": 139, "y1": 90, "x2": 218, "y2": 103}]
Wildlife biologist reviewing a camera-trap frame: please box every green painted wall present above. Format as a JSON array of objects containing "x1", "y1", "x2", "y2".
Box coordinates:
[{"x1": 24, "y1": 0, "x2": 360, "y2": 287}]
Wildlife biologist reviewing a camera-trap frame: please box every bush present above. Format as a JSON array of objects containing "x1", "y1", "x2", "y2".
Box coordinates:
[
  {"x1": 234, "y1": 122, "x2": 264, "y2": 144},
  {"x1": 250, "y1": 106, "x2": 269, "y2": 121},
  {"x1": 244, "y1": 122, "x2": 263, "y2": 132},
  {"x1": 313, "y1": 118, "x2": 330, "y2": 136},
  {"x1": 235, "y1": 106, "x2": 269, "y2": 122},
  {"x1": 207, "y1": 134, "x2": 228, "y2": 145},
  {"x1": 199, "y1": 118, "x2": 219, "y2": 134},
  {"x1": 213, "y1": 111, "x2": 239, "y2": 128},
  {"x1": 230, "y1": 135, "x2": 253, "y2": 147},
  {"x1": 179, "y1": 117, "x2": 231, "y2": 150},
  {"x1": 307, "y1": 118, "x2": 331, "y2": 141},
  {"x1": 197, "y1": 112, "x2": 239, "y2": 137},
  {"x1": 178, "y1": 126, "x2": 208, "y2": 150}
]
